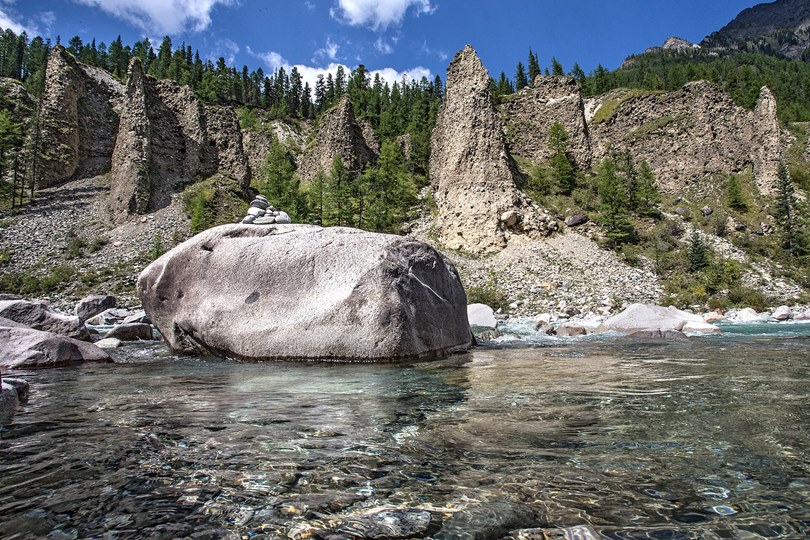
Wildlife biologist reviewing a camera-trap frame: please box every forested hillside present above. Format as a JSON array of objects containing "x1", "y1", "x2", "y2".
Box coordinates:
[{"x1": 491, "y1": 48, "x2": 810, "y2": 122}]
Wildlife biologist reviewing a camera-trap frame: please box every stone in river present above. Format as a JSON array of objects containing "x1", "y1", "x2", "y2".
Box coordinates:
[
  {"x1": 596, "y1": 303, "x2": 719, "y2": 334},
  {"x1": 75, "y1": 294, "x2": 116, "y2": 323},
  {"x1": 468, "y1": 303, "x2": 497, "y2": 329},
  {"x1": 0, "y1": 299, "x2": 89, "y2": 340},
  {"x1": 138, "y1": 224, "x2": 473, "y2": 361},
  {"x1": 0, "y1": 325, "x2": 112, "y2": 369}
]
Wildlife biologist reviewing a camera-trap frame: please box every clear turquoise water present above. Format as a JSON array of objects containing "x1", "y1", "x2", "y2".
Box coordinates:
[{"x1": 1, "y1": 324, "x2": 809, "y2": 539}]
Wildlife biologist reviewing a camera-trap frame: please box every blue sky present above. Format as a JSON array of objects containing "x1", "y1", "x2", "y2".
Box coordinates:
[{"x1": 2, "y1": 0, "x2": 760, "y2": 88}]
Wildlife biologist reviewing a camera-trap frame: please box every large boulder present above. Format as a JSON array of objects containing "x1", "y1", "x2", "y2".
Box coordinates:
[
  {"x1": 0, "y1": 325, "x2": 113, "y2": 369},
  {"x1": 138, "y1": 224, "x2": 473, "y2": 361},
  {"x1": 0, "y1": 300, "x2": 89, "y2": 340},
  {"x1": 596, "y1": 303, "x2": 720, "y2": 334}
]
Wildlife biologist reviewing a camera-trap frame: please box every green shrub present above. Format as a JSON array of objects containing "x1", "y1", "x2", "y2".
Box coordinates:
[{"x1": 466, "y1": 282, "x2": 507, "y2": 310}]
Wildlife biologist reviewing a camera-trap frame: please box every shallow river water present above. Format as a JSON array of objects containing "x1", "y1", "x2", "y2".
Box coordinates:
[{"x1": 1, "y1": 324, "x2": 809, "y2": 539}]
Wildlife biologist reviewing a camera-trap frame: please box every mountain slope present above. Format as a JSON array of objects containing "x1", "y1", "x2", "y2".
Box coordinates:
[{"x1": 701, "y1": 0, "x2": 810, "y2": 60}]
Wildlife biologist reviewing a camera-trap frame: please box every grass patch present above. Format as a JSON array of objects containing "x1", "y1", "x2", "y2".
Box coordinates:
[
  {"x1": 182, "y1": 174, "x2": 250, "y2": 234},
  {"x1": 629, "y1": 114, "x2": 690, "y2": 140},
  {"x1": 592, "y1": 89, "x2": 663, "y2": 124}
]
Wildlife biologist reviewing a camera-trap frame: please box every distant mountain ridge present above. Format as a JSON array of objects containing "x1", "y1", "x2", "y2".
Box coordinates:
[{"x1": 701, "y1": 0, "x2": 810, "y2": 60}]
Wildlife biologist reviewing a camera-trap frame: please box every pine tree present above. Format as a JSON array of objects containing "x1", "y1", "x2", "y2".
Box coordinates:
[
  {"x1": 551, "y1": 57, "x2": 564, "y2": 77},
  {"x1": 597, "y1": 158, "x2": 635, "y2": 246},
  {"x1": 324, "y1": 156, "x2": 350, "y2": 226},
  {"x1": 514, "y1": 61, "x2": 528, "y2": 91},
  {"x1": 547, "y1": 122, "x2": 575, "y2": 195},
  {"x1": 687, "y1": 229, "x2": 709, "y2": 271},
  {"x1": 258, "y1": 137, "x2": 307, "y2": 222},
  {"x1": 726, "y1": 174, "x2": 747, "y2": 211},
  {"x1": 636, "y1": 160, "x2": 660, "y2": 216},
  {"x1": 774, "y1": 161, "x2": 804, "y2": 258},
  {"x1": 528, "y1": 49, "x2": 540, "y2": 86}
]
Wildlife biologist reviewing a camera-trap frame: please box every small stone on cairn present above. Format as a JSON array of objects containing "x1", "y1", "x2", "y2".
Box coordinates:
[{"x1": 240, "y1": 195, "x2": 292, "y2": 225}]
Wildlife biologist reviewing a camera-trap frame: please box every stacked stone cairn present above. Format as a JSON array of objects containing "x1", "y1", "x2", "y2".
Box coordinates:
[{"x1": 240, "y1": 195, "x2": 292, "y2": 225}]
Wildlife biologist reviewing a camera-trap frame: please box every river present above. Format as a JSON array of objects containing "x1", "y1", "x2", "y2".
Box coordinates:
[{"x1": 1, "y1": 323, "x2": 809, "y2": 539}]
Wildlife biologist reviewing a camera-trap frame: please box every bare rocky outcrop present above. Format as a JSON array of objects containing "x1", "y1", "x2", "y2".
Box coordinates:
[
  {"x1": 296, "y1": 95, "x2": 377, "y2": 184},
  {"x1": 586, "y1": 81, "x2": 781, "y2": 194},
  {"x1": 501, "y1": 75, "x2": 592, "y2": 170},
  {"x1": 241, "y1": 119, "x2": 308, "y2": 176},
  {"x1": 38, "y1": 46, "x2": 124, "y2": 189},
  {"x1": 430, "y1": 45, "x2": 546, "y2": 254},
  {"x1": 109, "y1": 58, "x2": 250, "y2": 222},
  {"x1": 0, "y1": 78, "x2": 35, "y2": 124},
  {"x1": 752, "y1": 86, "x2": 782, "y2": 195}
]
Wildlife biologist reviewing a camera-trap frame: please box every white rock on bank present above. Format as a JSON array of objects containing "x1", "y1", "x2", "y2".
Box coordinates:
[
  {"x1": 682, "y1": 320, "x2": 722, "y2": 334},
  {"x1": 771, "y1": 305, "x2": 793, "y2": 321},
  {"x1": 467, "y1": 303, "x2": 497, "y2": 328},
  {"x1": 95, "y1": 337, "x2": 122, "y2": 349},
  {"x1": 729, "y1": 307, "x2": 764, "y2": 322},
  {"x1": 703, "y1": 311, "x2": 726, "y2": 323},
  {"x1": 596, "y1": 303, "x2": 720, "y2": 334}
]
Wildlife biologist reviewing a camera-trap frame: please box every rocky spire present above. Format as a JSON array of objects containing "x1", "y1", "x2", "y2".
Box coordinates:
[
  {"x1": 37, "y1": 45, "x2": 124, "y2": 189},
  {"x1": 752, "y1": 86, "x2": 782, "y2": 196},
  {"x1": 109, "y1": 57, "x2": 152, "y2": 218},
  {"x1": 108, "y1": 57, "x2": 251, "y2": 222},
  {"x1": 429, "y1": 45, "x2": 543, "y2": 254},
  {"x1": 297, "y1": 95, "x2": 377, "y2": 184}
]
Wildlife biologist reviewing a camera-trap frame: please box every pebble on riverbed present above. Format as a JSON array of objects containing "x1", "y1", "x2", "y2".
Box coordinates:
[{"x1": 239, "y1": 195, "x2": 291, "y2": 225}]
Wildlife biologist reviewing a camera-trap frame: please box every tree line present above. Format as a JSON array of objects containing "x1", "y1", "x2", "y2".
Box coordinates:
[{"x1": 493, "y1": 46, "x2": 810, "y2": 122}]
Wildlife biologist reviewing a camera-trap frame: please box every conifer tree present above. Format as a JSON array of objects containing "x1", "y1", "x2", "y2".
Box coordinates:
[
  {"x1": 551, "y1": 57, "x2": 564, "y2": 77},
  {"x1": 597, "y1": 158, "x2": 635, "y2": 246},
  {"x1": 636, "y1": 160, "x2": 660, "y2": 216},
  {"x1": 528, "y1": 49, "x2": 540, "y2": 86},
  {"x1": 726, "y1": 175, "x2": 747, "y2": 211},
  {"x1": 687, "y1": 229, "x2": 709, "y2": 271},
  {"x1": 774, "y1": 161, "x2": 804, "y2": 258},
  {"x1": 324, "y1": 156, "x2": 351, "y2": 226},
  {"x1": 548, "y1": 122, "x2": 575, "y2": 195},
  {"x1": 258, "y1": 137, "x2": 307, "y2": 222},
  {"x1": 514, "y1": 61, "x2": 528, "y2": 91}
]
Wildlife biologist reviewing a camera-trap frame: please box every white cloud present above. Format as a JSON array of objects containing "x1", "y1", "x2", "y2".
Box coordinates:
[
  {"x1": 374, "y1": 36, "x2": 393, "y2": 54},
  {"x1": 0, "y1": 8, "x2": 34, "y2": 34},
  {"x1": 331, "y1": 0, "x2": 436, "y2": 31},
  {"x1": 73, "y1": 0, "x2": 236, "y2": 34},
  {"x1": 210, "y1": 38, "x2": 240, "y2": 65},
  {"x1": 313, "y1": 37, "x2": 339, "y2": 62},
  {"x1": 248, "y1": 46, "x2": 430, "y2": 91}
]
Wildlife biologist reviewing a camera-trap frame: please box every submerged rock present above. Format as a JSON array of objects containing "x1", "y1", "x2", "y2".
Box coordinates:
[
  {"x1": 138, "y1": 224, "x2": 473, "y2": 361},
  {"x1": 104, "y1": 323, "x2": 154, "y2": 341},
  {"x1": 436, "y1": 501, "x2": 539, "y2": 540},
  {"x1": 0, "y1": 381, "x2": 19, "y2": 423}
]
